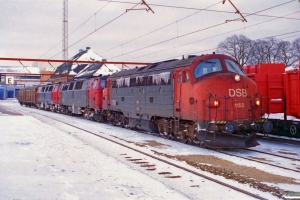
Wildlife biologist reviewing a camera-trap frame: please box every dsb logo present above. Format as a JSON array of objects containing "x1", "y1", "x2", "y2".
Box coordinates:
[{"x1": 229, "y1": 89, "x2": 247, "y2": 97}]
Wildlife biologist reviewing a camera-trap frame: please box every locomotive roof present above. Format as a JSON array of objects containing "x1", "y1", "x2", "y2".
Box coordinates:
[{"x1": 109, "y1": 56, "x2": 199, "y2": 78}]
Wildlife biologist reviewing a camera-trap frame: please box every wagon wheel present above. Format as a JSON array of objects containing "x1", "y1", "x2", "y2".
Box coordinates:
[
  {"x1": 290, "y1": 125, "x2": 297, "y2": 136},
  {"x1": 121, "y1": 116, "x2": 129, "y2": 128},
  {"x1": 157, "y1": 123, "x2": 165, "y2": 137},
  {"x1": 108, "y1": 113, "x2": 116, "y2": 125},
  {"x1": 90, "y1": 110, "x2": 95, "y2": 121},
  {"x1": 181, "y1": 136, "x2": 189, "y2": 144},
  {"x1": 164, "y1": 130, "x2": 174, "y2": 140}
]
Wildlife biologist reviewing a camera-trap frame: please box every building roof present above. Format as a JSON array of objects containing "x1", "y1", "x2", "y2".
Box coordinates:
[
  {"x1": 0, "y1": 65, "x2": 40, "y2": 74},
  {"x1": 54, "y1": 47, "x2": 120, "y2": 79}
]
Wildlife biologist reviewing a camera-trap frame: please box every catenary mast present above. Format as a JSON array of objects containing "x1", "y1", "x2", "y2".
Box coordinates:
[{"x1": 62, "y1": 0, "x2": 68, "y2": 60}]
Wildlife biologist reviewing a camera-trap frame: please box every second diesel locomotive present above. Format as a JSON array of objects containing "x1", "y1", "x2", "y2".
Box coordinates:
[{"x1": 18, "y1": 53, "x2": 272, "y2": 148}]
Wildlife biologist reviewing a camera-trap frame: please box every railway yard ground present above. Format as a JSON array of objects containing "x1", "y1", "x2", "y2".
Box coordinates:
[{"x1": 1, "y1": 100, "x2": 300, "y2": 200}]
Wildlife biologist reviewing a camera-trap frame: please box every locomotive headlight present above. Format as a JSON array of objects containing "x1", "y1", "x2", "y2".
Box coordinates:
[
  {"x1": 234, "y1": 74, "x2": 241, "y2": 82},
  {"x1": 214, "y1": 100, "x2": 219, "y2": 107},
  {"x1": 255, "y1": 98, "x2": 261, "y2": 107},
  {"x1": 208, "y1": 100, "x2": 220, "y2": 108}
]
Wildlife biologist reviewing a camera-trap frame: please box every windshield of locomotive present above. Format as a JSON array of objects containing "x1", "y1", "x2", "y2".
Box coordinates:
[
  {"x1": 225, "y1": 59, "x2": 245, "y2": 75},
  {"x1": 194, "y1": 58, "x2": 222, "y2": 78}
]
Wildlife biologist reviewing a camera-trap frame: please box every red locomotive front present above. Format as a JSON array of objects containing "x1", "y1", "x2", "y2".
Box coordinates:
[{"x1": 173, "y1": 54, "x2": 272, "y2": 148}]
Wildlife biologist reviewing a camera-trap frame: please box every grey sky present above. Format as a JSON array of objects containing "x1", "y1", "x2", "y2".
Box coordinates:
[{"x1": 0, "y1": 0, "x2": 299, "y2": 67}]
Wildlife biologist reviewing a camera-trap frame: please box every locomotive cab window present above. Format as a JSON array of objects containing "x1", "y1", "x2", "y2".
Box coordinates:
[
  {"x1": 183, "y1": 71, "x2": 189, "y2": 82},
  {"x1": 194, "y1": 59, "x2": 222, "y2": 78},
  {"x1": 74, "y1": 81, "x2": 84, "y2": 90},
  {"x1": 68, "y1": 82, "x2": 75, "y2": 90},
  {"x1": 62, "y1": 84, "x2": 69, "y2": 91},
  {"x1": 225, "y1": 59, "x2": 245, "y2": 76}
]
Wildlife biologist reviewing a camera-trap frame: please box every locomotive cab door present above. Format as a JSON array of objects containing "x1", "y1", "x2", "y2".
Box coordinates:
[
  {"x1": 174, "y1": 71, "x2": 182, "y2": 119},
  {"x1": 103, "y1": 79, "x2": 112, "y2": 111},
  {"x1": 174, "y1": 70, "x2": 194, "y2": 120},
  {"x1": 91, "y1": 78, "x2": 100, "y2": 108}
]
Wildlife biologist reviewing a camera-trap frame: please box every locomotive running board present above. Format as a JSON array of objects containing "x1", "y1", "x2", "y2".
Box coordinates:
[{"x1": 196, "y1": 131, "x2": 259, "y2": 149}]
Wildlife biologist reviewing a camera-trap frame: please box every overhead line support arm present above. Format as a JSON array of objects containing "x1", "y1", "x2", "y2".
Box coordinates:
[{"x1": 0, "y1": 57, "x2": 151, "y2": 66}]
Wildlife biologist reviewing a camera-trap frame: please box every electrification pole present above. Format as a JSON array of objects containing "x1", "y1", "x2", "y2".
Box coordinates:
[{"x1": 62, "y1": 0, "x2": 68, "y2": 60}]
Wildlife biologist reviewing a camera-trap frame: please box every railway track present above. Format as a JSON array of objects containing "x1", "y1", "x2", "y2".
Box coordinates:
[
  {"x1": 257, "y1": 134, "x2": 300, "y2": 147},
  {"x1": 246, "y1": 148, "x2": 300, "y2": 162},
  {"x1": 216, "y1": 149, "x2": 300, "y2": 173},
  {"x1": 12, "y1": 106, "x2": 267, "y2": 200}
]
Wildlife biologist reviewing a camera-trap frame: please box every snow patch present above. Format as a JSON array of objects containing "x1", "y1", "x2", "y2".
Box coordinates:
[{"x1": 149, "y1": 72, "x2": 170, "y2": 85}]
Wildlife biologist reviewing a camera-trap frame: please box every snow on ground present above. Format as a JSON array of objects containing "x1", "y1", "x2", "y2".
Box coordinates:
[
  {"x1": 1, "y1": 100, "x2": 299, "y2": 199},
  {"x1": 0, "y1": 112, "x2": 190, "y2": 199}
]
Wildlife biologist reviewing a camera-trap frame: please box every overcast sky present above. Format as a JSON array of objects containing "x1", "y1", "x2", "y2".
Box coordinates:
[{"x1": 0, "y1": 0, "x2": 299, "y2": 67}]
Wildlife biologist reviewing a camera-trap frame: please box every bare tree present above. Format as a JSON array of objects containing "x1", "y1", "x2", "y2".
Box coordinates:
[
  {"x1": 260, "y1": 37, "x2": 282, "y2": 64},
  {"x1": 292, "y1": 38, "x2": 300, "y2": 64},
  {"x1": 250, "y1": 39, "x2": 269, "y2": 65},
  {"x1": 277, "y1": 40, "x2": 295, "y2": 66},
  {"x1": 217, "y1": 35, "x2": 300, "y2": 67},
  {"x1": 217, "y1": 35, "x2": 254, "y2": 66}
]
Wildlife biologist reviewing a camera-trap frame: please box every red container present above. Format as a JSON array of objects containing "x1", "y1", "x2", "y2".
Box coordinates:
[
  {"x1": 285, "y1": 69, "x2": 300, "y2": 118},
  {"x1": 246, "y1": 63, "x2": 285, "y2": 74},
  {"x1": 245, "y1": 63, "x2": 285, "y2": 114}
]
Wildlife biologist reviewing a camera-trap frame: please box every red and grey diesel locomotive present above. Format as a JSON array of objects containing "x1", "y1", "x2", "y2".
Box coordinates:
[{"x1": 18, "y1": 53, "x2": 273, "y2": 148}]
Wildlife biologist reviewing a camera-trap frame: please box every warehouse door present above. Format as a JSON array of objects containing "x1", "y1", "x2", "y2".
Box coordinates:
[
  {"x1": 0, "y1": 88, "x2": 4, "y2": 100},
  {"x1": 7, "y1": 91, "x2": 14, "y2": 98}
]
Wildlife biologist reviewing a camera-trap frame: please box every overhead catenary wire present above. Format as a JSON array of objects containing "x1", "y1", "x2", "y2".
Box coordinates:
[
  {"x1": 42, "y1": 0, "x2": 298, "y2": 65},
  {"x1": 97, "y1": 0, "x2": 300, "y2": 21},
  {"x1": 138, "y1": 30, "x2": 300, "y2": 64},
  {"x1": 100, "y1": 0, "x2": 223, "y2": 54},
  {"x1": 128, "y1": 10, "x2": 300, "y2": 61},
  {"x1": 49, "y1": 2, "x2": 141, "y2": 60},
  {"x1": 39, "y1": 0, "x2": 113, "y2": 60},
  {"x1": 100, "y1": 0, "x2": 298, "y2": 55},
  {"x1": 108, "y1": 1, "x2": 296, "y2": 60},
  {"x1": 107, "y1": 22, "x2": 226, "y2": 60},
  {"x1": 146, "y1": 29, "x2": 300, "y2": 64},
  {"x1": 47, "y1": 0, "x2": 297, "y2": 61}
]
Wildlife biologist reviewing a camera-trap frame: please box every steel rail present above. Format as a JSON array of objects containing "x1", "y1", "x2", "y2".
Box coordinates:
[
  {"x1": 257, "y1": 134, "x2": 300, "y2": 147},
  {"x1": 245, "y1": 148, "x2": 300, "y2": 162},
  {"x1": 217, "y1": 150, "x2": 300, "y2": 173}
]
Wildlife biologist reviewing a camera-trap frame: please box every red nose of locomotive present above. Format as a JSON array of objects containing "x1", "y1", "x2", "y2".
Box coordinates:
[
  {"x1": 190, "y1": 55, "x2": 264, "y2": 148},
  {"x1": 195, "y1": 72, "x2": 259, "y2": 121}
]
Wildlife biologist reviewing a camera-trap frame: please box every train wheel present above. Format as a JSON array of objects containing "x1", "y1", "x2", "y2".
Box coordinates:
[
  {"x1": 290, "y1": 125, "x2": 297, "y2": 136},
  {"x1": 121, "y1": 116, "x2": 129, "y2": 128},
  {"x1": 199, "y1": 142, "x2": 207, "y2": 148},
  {"x1": 181, "y1": 136, "x2": 189, "y2": 144},
  {"x1": 157, "y1": 123, "x2": 164, "y2": 137},
  {"x1": 186, "y1": 138, "x2": 192, "y2": 145}
]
